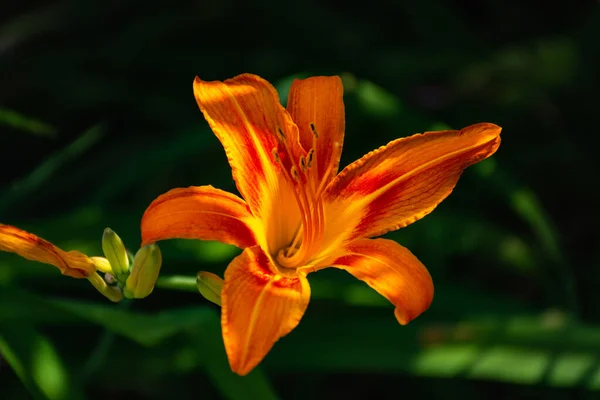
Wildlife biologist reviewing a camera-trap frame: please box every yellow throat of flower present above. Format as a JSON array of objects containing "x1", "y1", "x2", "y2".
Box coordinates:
[{"x1": 273, "y1": 124, "x2": 334, "y2": 270}]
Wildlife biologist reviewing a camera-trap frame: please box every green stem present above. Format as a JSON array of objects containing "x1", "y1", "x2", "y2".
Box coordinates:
[{"x1": 155, "y1": 275, "x2": 198, "y2": 293}]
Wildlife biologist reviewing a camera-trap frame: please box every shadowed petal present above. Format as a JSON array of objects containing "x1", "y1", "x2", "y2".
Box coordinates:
[
  {"x1": 141, "y1": 186, "x2": 258, "y2": 248},
  {"x1": 0, "y1": 224, "x2": 95, "y2": 278},
  {"x1": 287, "y1": 76, "x2": 345, "y2": 185},
  {"x1": 325, "y1": 123, "x2": 501, "y2": 240},
  {"x1": 332, "y1": 238, "x2": 433, "y2": 325},
  {"x1": 221, "y1": 245, "x2": 310, "y2": 375}
]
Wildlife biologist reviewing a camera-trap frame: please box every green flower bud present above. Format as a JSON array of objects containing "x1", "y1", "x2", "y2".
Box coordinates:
[
  {"x1": 124, "y1": 244, "x2": 162, "y2": 299},
  {"x1": 101, "y1": 228, "x2": 129, "y2": 281},
  {"x1": 196, "y1": 271, "x2": 223, "y2": 306}
]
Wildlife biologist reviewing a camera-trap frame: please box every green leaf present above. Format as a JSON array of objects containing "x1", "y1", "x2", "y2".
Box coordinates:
[
  {"x1": 0, "y1": 325, "x2": 83, "y2": 400},
  {"x1": 353, "y1": 79, "x2": 403, "y2": 118},
  {"x1": 185, "y1": 318, "x2": 279, "y2": 400},
  {"x1": 49, "y1": 299, "x2": 212, "y2": 346},
  {"x1": 267, "y1": 307, "x2": 600, "y2": 389},
  {"x1": 0, "y1": 289, "x2": 78, "y2": 324},
  {"x1": 48, "y1": 299, "x2": 279, "y2": 399},
  {"x1": 0, "y1": 108, "x2": 57, "y2": 138},
  {"x1": 0, "y1": 124, "x2": 105, "y2": 214}
]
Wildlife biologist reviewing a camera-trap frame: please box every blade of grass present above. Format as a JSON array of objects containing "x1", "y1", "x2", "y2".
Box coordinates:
[
  {"x1": 0, "y1": 124, "x2": 104, "y2": 214},
  {"x1": 0, "y1": 108, "x2": 57, "y2": 138},
  {"x1": 0, "y1": 325, "x2": 84, "y2": 400}
]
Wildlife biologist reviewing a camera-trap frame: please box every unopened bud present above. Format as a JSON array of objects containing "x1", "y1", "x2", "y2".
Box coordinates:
[
  {"x1": 102, "y1": 228, "x2": 129, "y2": 280},
  {"x1": 196, "y1": 271, "x2": 223, "y2": 306},
  {"x1": 124, "y1": 243, "x2": 162, "y2": 299}
]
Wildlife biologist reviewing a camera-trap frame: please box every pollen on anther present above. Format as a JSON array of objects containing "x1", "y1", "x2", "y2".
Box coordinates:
[
  {"x1": 291, "y1": 166, "x2": 299, "y2": 181},
  {"x1": 300, "y1": 156, "x2": 307, "y2": 172},
  {"x1": 272, "y1": 148, "x2": 281, "y2": 163},
  {"x1": 277, "y1": 127, "x2": 286, "y2": 140},
  {"x1": 309, "y1": 123, "x2": 319, "y2": 138},
  {"x1": 307, "y1": 149, "x2": 315, "y2": 168}
]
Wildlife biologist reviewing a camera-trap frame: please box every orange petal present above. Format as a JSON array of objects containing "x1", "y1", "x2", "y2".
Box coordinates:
[
  {"x1": 221, "y1": 245, "x2": 310, "y2": 375},
  {"x1": 0, "y1": 224, "x2": 95, "y2": 278},
  {"x1": 193, "y1": 74, "x2": 305, "y2": 222},
  {"x1": 141, "y1": 186, "x2": 258, "y2": 248},
  {"x1": 287, "y1": 76, "x2": 345, "y2": 185},
  {"x1": 332, "y1": 238, "x2": 433, "y2": 325},
  {"x1": 325, "y1": 123, "x2": 501, "y2": 240}
]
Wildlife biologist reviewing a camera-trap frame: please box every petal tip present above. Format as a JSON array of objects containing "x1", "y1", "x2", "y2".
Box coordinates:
[
  {"x1": 229, "y1": 359, "x2": 255, "y2": 376},
  {"x1": 192, "y1": 75, "x2": 209, "y2": 94},
  {"x1": 459, "y1": 122, "x2": 502, "y2": 161},
  {"x1": 395, "y1": 308, "x2": 410, "y2": 325},
  {"x1": 192, "y1": 75, "x2": 201, "y2": 87},
  {"x1": 462, "y1": 122, "x2": 502, "y2": 140},
  {"x1": 394, "y1": 293, "x2": 433, "y2": 326},
  {"x1": 394, "y1": 294, "x2": 433, "y2": 326}
]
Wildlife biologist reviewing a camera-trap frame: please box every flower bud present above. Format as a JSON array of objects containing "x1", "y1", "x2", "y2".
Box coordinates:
[
  {"x1": 196, "y1": 271, "x2": 223, "y2": 306},
  {"x1": 124, "y1": 243, "x2": 162, "y2": 299},
  {"x1": 101, "y1": 228, "x2": 129, "y2": 281}
]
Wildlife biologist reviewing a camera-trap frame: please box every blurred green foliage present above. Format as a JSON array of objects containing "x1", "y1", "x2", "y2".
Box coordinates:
[{"x1": 1, "y1": 0, "x2": 599, "y2": 398}]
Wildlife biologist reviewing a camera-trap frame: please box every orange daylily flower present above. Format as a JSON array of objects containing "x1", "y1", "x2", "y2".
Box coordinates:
[
  {"x1": 141, "y1": 73, "x2": 501, "y2": 375},
  {"x1": 0, "y1": 223, "x2": 122, "y2": 301},
  {"x1": 0, "y1": 223, "x2": 96, "y2": 278}
]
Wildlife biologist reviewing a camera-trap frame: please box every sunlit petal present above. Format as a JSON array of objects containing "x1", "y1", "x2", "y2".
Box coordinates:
[
  {"x1": 0, "y1": 224, "x2": 95, "y2": 278},
  {"x1": 193, "y1": 74, "x2": 305, "y2": 228},
  {"x1": 221, "y1": 245, "x2": 310, "y2": 375},
  {"x1": 332, "y1": 238, "x2": 433, "y2": 324},
  {"x1": 287, "y1": 76, "x2": 345, "y2": 185},
  {"x1": 325, "y1": 123, "x2": 501, "y2": 240},
  {"x1": 141, "y1": 185, "x2": 258, "y2": 248}
]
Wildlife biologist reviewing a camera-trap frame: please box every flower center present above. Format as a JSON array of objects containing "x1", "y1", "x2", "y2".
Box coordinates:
[{"x1": 271, "y1": 124, "x2": 333, "y2": 270}]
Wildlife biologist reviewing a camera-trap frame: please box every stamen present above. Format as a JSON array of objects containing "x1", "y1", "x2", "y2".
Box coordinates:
[
  {"x1": 299, "y1": 173, "x2": 323, "y2": 261},
  {"x1": 312, "y1": 192, "x2": 325, "y2": 256},
  {"x1": 309, "y1": 123, "x2": 320, "y2": 194},
  {"x1": 270, "y1": 124, "x2": 327, "y2": 269},
  {"x1": 284, "y1": 225, "x2": 304, "y2": 258},
  {"x1": 272, "y1": 148, "x2": 280, "y2": 163},
  {"x1": 307, "y1": 149, "x2": 315, "y2": 168},
  {"x1": 271, "y1": 146, "x2": 311, "y2": 257},
  {"x1": 277, "y1": 127, "x2": 286, "y2": 140},
  {"x1": 315, "y1": 161, "x2": 334, "y2": 198},
  {"x1": 310, "y1": 123, "x2": 319, "y2": 138}
]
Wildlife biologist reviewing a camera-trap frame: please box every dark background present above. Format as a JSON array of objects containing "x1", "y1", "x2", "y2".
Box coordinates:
[{"x1": 1, "y1": 0, "x2": 599, "y2": 399}]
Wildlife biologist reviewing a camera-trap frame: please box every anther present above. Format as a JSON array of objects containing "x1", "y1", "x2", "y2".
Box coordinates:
[
  {"x1": 291, "y1": 166, "x2": 299, "y2": 181},
  {"x1": 300, "y1": 156, "x2": 307, "y2": 172},
  {"x1": 277, "y1": 127, "x2": 286, "y2": 140},
  {"x1": 307, "y1": 149, "x2": 315, "y2": 168},
  {"x1": 272, "y1": 148, "x2": 281, "y2": 164},
  {"x1": 309, "y1": 123, "x2": 319, "y2": 138}
]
